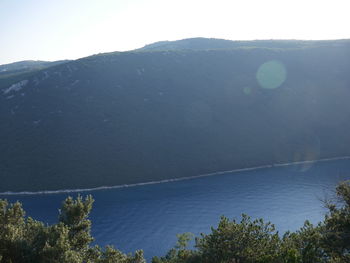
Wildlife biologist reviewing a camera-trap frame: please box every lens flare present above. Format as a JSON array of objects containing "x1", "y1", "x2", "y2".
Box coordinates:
[
  {"x1": 243, "y1": 86, "x2": 252, "y2": 95},
  {"x1": 256, "y1": 60, "x2": 287, "y2": 89}
]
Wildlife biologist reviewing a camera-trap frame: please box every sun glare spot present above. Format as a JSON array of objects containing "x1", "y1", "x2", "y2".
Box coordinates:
[
  {"x1": 294, "y1": 137, "x2": 321, "y2": 172},
  {"x1": 243, "y1": 86, "x2": 252, "y2": 95},
  {"x1": 256, "y1": 60, "x2": 287, "y2": 89}
]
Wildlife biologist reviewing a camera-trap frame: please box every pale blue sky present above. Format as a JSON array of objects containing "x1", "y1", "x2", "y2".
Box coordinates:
[{"x1": 1, "y1": 0, "x2": 349, "y2": 64}]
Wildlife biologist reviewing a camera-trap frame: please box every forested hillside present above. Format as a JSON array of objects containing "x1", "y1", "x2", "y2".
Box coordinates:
[{"x1": 1, "y1": 39, "x2": 350, "y2": 191}]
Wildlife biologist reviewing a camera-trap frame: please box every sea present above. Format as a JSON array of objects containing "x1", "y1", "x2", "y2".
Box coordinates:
[{"x1": 1, "y1": 157, "x2": 349, "y2": 260}]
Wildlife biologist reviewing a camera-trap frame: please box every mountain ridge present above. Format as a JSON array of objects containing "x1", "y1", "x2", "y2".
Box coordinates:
[{"x1": 1, "y1": 38, "x2": 350, "y2": 191}]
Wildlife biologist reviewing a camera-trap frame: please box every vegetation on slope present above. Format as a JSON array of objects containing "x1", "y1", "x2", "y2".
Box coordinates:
[
  {"x1": 1, "y1": 181, "x2": 350, "y2": 262},
  {"x1": 1, "y1": 39, "x2": 350, "y2": 191},
  {"x1": 0, "y1": 60, "x2": 69, "y2": 79},
  {"x1": 139, "y1": 37, "x2": 350, "y2": 51}
]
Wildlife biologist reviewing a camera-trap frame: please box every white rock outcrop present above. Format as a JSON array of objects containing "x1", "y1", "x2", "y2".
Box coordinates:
[{"x1": 3, "y1": 80, "x2": 28, "y2": 94}]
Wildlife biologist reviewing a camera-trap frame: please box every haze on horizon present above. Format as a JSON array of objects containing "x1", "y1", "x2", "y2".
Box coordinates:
[{"x1": 1, "y1": 0, "x2": 349, "y2": 65}]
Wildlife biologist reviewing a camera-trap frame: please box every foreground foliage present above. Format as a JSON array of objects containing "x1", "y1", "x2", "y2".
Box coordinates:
[
  {"x1": 153, "y1": 181, "x2": 350, "y2": 263},
  {"x1": 1, "y1": 181, "x2": 350, "y2": 262},
  {"x1": 0, "y1": 196, "x2": 145, "y2": 263}
]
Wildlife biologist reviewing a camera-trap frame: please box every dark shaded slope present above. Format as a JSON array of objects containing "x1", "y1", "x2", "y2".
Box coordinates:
[{"x1": 1, "y1": 42, "x2": 350, "y2": 191}]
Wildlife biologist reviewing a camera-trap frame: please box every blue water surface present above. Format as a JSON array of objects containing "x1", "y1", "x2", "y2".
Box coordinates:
[{"x1": 2, "y1": 159, "x2": 350, "y2": 260}]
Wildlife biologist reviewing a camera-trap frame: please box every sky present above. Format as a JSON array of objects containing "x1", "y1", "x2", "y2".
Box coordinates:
[{"x1": 1, "y1": 0, "x2": 349, "y2": 64}]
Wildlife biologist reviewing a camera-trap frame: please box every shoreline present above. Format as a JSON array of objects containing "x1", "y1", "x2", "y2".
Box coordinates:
[{"x1": 1, "y1": 155, "x2": 349, "y2": 196}]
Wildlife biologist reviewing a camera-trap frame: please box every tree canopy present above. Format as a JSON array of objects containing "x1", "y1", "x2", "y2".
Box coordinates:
[{"x1": 0, "y1": 195, "x2": 145, "y2": 263}]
